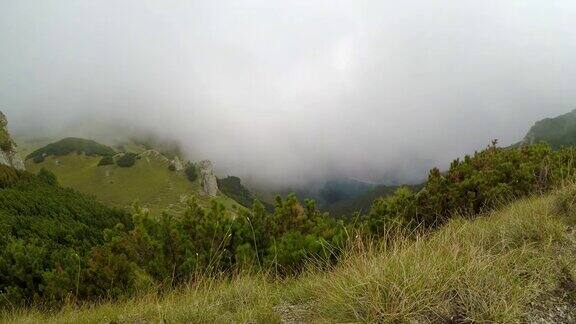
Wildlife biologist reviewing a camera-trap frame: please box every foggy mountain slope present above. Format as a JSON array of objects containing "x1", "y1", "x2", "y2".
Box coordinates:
[{"x1": 520, "y1": 109, "x2": 576, "y2": 149}]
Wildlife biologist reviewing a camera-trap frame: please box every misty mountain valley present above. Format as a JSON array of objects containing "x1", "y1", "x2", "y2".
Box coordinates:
[{"x1": 1, "y1": 1, "x2": 576, "y2": 323}]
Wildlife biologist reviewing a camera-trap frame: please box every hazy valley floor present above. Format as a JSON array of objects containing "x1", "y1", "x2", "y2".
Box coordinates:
[{"x1": 3, "y1": 188, "x2": 576, "y2": 323}]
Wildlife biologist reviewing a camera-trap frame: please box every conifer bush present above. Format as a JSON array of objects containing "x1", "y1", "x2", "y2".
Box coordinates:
[{"x1": 115, "y1": 152, "x2": 137, "y2": 167}]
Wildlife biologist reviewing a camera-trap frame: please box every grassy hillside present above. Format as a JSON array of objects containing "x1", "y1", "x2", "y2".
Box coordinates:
[
  {"x1": 24, "y1": 141, "x2": 242, "y2": 215},
  {"x1": 6, "y1": 187, "x2": 575, "y2": 323}
]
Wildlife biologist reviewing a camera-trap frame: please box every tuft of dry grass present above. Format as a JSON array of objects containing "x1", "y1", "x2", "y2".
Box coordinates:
[
  {"x1": 1, "y1": 275, "x2": 283, "y2": 324},
  {"x1": 298, "y1": 194, "x2": 567, "y2": 322},
  {"x1": 3, "y1": 190, "x2": 576, "y2": 323}
]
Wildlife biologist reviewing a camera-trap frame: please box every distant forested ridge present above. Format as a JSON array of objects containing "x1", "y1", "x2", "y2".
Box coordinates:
[
  {"x1": 26, "y1": 137, "x2": 115, "y2": 163},
  {"x1": 318, "y1": 179, "x2": 374, "y2": 204},
  {"x1": 217, "y1": 176, "x2": 273, "y2": 210},
  {"x1": 520, "y1": 109, "x2": 576, "y2": 149},
  {"x1": 324, "y1": 184, "x2": 423, "y2": 217}
]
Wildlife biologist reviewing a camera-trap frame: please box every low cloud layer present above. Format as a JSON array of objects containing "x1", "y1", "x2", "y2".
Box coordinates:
[{"x1": 2, "y1": 0, "x2": 576, "y2": 187}]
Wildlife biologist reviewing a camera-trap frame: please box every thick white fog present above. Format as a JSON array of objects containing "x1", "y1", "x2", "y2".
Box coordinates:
[{"x1": 1, "y1": 0, "x2": 576, "y2": 186}]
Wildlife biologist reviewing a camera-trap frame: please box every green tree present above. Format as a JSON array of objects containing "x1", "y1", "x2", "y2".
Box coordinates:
[
  {"x1": 97, "y1": 155, "x2": 114, "y2": 166},
  {"x1": 116, "y1": 153, "x2": 138, "y2": 167},
  {"x1": 185, "y1": 163, "x2": 198, "y2": 182}
]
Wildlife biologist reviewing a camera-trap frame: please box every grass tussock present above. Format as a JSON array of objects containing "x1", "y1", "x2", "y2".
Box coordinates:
[
  {"x1": 301, "y1": 195, "x2": 567, "y2": 322},
  {"x1": 2, "y1": 275, "x2": 282, "y2": 324},
  {"x1": 3, "y1": 190, "x2": 576, "y2": 323}
]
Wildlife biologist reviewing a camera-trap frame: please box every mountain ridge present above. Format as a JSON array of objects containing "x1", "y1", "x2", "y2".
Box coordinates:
[{"x1": 519, "y1": 109, "x2": 576, "y2": 149}]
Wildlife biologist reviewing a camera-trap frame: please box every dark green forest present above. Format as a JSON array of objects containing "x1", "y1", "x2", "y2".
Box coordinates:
[{"x1": 3, "y1": 141, "x2": 576, "y2": 309}]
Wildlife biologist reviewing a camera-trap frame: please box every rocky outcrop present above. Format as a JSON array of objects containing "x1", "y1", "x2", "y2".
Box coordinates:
[
  {"x1": 199, "y1": 160, "x2": 218, "y2": 197},
  {"x1": 0, "y1": 111, "x2": 25, "y2": 171},
  {"x1": 172, "y1": 156, "x2": 184, "y2": 171},
  {"x1": 140, "y1": 150, "x2": 170, "y2": 162}
]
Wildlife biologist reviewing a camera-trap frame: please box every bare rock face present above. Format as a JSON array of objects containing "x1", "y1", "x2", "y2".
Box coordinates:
[
  {"x1": 0, "y1": 111, "x2": 25, "y2": 171},
  {"x1": 199, "y1": 160, "x2": 219, "y2": 197}
]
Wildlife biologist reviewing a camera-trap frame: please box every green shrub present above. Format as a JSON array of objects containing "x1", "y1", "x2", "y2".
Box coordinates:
[
  {"x1": 0, "y1": 130, "x2": 13, "y2": 151},
  {"x1": 0, "y1": 164, "x2": 26, "y2": 188},
  {"x1": 97, "y1": 155, "x2": 114, "y2": 166},
  {"x1": 86, "y1": 192, "x2": 345, "y2": 292},
  {"x1": 38, "y1": 168, "x2": 58, "y2": 186},
  {"x1": 0, "y1": 168, "x2": 131, "y2": 308},
  {"x1": 168, "y1": 163, "x2": 176, "y2": 171},
  {"x1": 363, "y1": 142, "x2": 576, "y2": 234},
  {"x1": 32, "y1": 154, "x2": 45, "y2": 164},
  {"x1": 0, "y1": 140, "x2": 11, "y2": 151},
  {"x1": 185, "y1": 164, "x2": 198, "y2": 182},
  {"x1": 116, "y1": 153, "x2": 138, "y2": 168}
]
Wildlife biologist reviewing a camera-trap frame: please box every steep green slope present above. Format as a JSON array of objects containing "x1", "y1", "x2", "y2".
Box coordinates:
[
  {"x1": 521, "y1": 109, "x2": 576, "y2": 149},
  {"x1": 7, "y1": 187, "x2": 575, "y2": 323},
  {"x1": 23, "y1": 140, "x2": 242, "y2": 215},
  {"x1": 0, "y1": 165, "x2": 132, "y2": 307}
]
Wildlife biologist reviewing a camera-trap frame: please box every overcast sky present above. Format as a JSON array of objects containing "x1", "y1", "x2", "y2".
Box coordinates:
[{"x1": 1, "y1": 0, "x2": 576, "y2": 186}]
